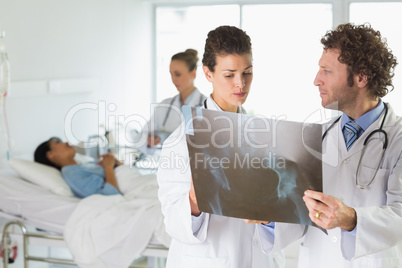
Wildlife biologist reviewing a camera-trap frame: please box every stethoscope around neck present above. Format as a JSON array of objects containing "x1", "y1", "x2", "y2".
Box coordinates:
[
  {"x1": 161, "y1": 92, "x2": 204, "y2": 130},
  {"x1": 321, "y1": 103, "x2": 389, "y2": 190}
]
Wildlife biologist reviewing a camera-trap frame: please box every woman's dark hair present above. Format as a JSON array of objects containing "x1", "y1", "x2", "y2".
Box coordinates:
[
  {"x1": 321, "y1": 22, "x2": 398, "y2": 98},
  {"x1": 34, "y1": 137, "x2": 62, "y2": 170},
  {"x1": 202, "y1": 25, "x2": 252, "y2": 72},
  {"x1": 171, "y1": 48, "x2": 199, "y2": 71}
]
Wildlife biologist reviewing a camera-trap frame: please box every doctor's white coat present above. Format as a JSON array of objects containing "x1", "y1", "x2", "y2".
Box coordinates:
[
  {"x1": 147, "y1": 88, "x2": 206, "y2": 135},
  {"x1": 157, "y1": 97, "x2": 285, "y2": 268},
  {"x1": 259, "y1": 103, "x2": 402, "y2": 268}
]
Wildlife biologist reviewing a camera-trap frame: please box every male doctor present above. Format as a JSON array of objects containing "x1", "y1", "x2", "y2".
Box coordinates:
[{"x1": 256, "y1": 23, "x2": 402, "y2": 267}]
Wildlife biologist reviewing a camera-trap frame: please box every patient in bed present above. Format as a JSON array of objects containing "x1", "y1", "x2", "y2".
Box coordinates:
[{"x1": 34, "y1": 137, "x2": 122, "y2": 198}]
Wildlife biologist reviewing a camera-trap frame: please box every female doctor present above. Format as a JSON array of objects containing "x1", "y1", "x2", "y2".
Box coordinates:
[
  {"x1": 147, "y1": 49, "x2": 206, "y2": 147},
  {"x1": 157, "y1": 26, "x2": 284, "y2": 268}
]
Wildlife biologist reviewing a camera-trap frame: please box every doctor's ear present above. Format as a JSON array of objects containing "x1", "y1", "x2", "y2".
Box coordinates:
[
  {"x1": 202, "y1": 65, "x2": 214, "y2": 82},
  {"x1": 356, "y1": 73, "x2": 369, "y2": 88}
]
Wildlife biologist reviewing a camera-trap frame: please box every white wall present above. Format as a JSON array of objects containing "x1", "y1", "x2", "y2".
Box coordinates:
[{"x1": 0, "y1": 0, "x2": 154, "y2": 159}]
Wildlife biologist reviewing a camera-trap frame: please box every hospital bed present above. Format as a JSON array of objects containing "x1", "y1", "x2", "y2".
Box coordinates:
[{"x1": 0, "y1": 160, "x2": 170, "y2": 268}]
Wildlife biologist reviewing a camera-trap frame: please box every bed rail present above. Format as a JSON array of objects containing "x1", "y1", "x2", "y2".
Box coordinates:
[{"x1": 2, "y1": 220, "x2": 76, "y2": 267}]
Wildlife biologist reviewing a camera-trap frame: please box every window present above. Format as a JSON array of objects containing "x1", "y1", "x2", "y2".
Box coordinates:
[
  {"x1": 241, "y1": 4, "x2": 332, "y2": 122},
  {"x1": 155, "y1": 1, "x2": 402, "y2": 121},
  {"x1": 155, "y1": 5, "x2": 240, "y2": 102},
  {"x1": 350, "y1": 2, "x2": 402, "y2": 115}
]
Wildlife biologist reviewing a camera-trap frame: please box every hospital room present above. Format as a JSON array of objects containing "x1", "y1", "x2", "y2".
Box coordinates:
[{"x1": 1, "y1": 0, "x2": 402, "y2": 267}]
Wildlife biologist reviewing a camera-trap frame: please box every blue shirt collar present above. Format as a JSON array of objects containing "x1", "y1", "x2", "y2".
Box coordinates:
[{"x1": 341, "y1": 99, "x2": 384, "y2": 131}]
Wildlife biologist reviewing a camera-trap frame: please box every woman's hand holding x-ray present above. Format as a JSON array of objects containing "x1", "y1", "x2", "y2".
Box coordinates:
[
  {"x1": 303, "y1": 190, "x2": 357, "y2": 231},
  {"x1": 242, "y1": 219, "x2": 270, "y2": 225},
  {"x1": 189, "y1": 177, "x2": 201, "y2": 216}
]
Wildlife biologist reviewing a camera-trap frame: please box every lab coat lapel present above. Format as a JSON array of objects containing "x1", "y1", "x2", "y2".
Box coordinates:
[{"x1": 205, "y1": 96, "x2": 246, "y2": 114}]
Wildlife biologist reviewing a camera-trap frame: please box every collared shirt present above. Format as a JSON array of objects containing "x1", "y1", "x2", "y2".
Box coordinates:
[
  {"x1": 341, "y1": 99, "x2": 385, "y2": 143},
  {"x1": 339, "y1": 99, "x2": 384, "y2": 235}
]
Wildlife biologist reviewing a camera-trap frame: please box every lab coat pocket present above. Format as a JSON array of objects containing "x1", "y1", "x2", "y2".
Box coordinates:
[
  {"x1": 181, "y1": 255, "x2": 229, "y2": 268},
  {"x1": 354, "y1": 166, "x2": 389, "y2": 205}
]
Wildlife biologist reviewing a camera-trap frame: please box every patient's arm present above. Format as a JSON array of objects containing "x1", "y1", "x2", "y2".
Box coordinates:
[
  {"x1": 147, "y1": 135, "x2": 161, "y2": 147},
  {"x1": 98, "y1": 153, "x2": 120, "y2": 190}
]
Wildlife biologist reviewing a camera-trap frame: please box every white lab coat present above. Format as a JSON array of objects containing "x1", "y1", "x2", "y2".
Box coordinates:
[
  {"x1": 157, "y1": 97, "x2": 285, "y2": 268},
  {"x1": 147, "y1": 88, "x2": 206, "y2": 135},
  {"x1": 259, "y1": 103, "x2": 402, "y2": 267}
]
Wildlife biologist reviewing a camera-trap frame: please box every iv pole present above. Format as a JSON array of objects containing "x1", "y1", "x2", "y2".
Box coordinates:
[{"x1": 0, "y1": 30, "x2": 11, "y2": 159}]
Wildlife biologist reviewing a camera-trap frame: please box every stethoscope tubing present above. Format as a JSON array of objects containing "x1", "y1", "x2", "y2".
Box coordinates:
[
  {"x1": 322, "y1": 103, "x2": 388, "y2": 150},
  {"x1": 161, "y1": 91, "x2": 204, "y2": 129},
  {"x1": 322, "y1": 103, "x2": 389, "y2": 190}
]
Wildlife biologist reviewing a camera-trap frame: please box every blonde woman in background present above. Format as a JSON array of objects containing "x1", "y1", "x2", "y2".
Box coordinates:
[{"x1": 147, "y1": 49, "x2": 206, "y2": 147}]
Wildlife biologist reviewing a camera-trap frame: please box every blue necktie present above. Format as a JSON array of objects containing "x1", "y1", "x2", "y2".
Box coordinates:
[{"x1": 345, "y1": 121, "x2": 361, "y2": 151}]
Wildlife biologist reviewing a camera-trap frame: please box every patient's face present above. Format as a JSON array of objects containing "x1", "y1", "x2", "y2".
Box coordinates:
[{"x1": 48, "y1": 139, "x2": 76, "y2": 160}]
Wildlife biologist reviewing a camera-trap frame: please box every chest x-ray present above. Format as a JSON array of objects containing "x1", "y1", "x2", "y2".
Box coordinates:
[{"x1": 183, "y1": 106, "x2": 323, "y2": 225}]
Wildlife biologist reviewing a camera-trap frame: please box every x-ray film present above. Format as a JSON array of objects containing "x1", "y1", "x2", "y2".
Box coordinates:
[{"x1": 183, "y1": 106, "x2": 323, "y2": 225}]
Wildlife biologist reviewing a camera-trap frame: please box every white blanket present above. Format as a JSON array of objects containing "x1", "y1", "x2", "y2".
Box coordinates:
[{"x1": 64, "y1": 166, "x2": 171, "y2": 268}]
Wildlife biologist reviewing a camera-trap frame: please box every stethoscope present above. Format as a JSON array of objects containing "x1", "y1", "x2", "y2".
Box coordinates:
[
  {"x1": 321, "y1": 103, "x2": 389, "y2": 190},
  {"x1": 161, "y1": 92, "x2": 204, "y2": 130}
]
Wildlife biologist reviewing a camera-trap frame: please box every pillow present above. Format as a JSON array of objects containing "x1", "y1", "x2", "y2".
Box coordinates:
[{"x1": 8, "y1": 158, "x2": 74, "y2": 197}]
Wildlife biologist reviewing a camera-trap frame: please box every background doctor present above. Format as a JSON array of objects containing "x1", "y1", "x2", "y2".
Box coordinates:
[
  {"x1": 147, "y1": 48, "x2": 206, "y2": 147},
  {"x1": 157, "y1": 25, "x2": 284, "y2": 268},
  {"x1": 256, "y1": 23, "x2": 402, "y2": 267}
]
